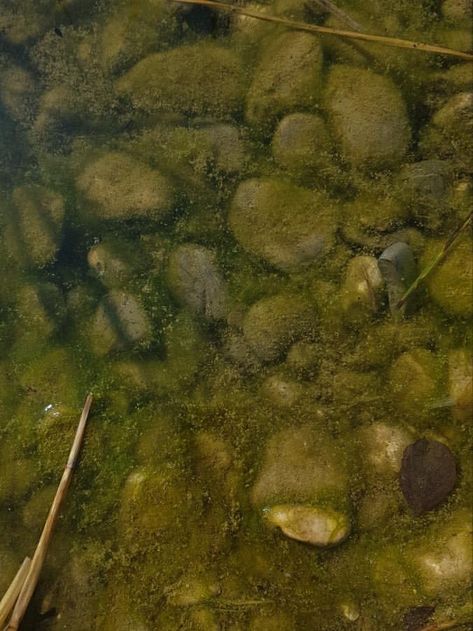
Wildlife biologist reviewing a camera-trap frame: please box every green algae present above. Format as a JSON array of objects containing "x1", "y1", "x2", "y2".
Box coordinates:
[{"x1": 0, "y1": 1, "x2": 471, "y2": 629}]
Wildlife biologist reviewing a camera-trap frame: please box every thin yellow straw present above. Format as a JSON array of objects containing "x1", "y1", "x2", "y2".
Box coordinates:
[{"x1": 172, "y1": 0, "x2": 473, "y2": 61}]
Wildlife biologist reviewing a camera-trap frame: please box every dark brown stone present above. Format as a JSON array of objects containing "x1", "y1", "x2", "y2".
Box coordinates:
[
  {"x1": 403, "y1": 605, "x2": 435, "y2": 631},
  {"x1": 400, "y1": 438, "x2": 457, "y2": 515}
]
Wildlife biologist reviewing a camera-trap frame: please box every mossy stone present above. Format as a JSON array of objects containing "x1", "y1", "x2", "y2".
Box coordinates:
[
  {"x1": 167, "y1": 244, "x2": 228, "y2": 320},
  {"x1": 420, "y1": 92, "x2": 473, "y2": 172},
  {"x1": 246, "y1": 31, "x2": 323, "y2": 128},
  {"x1": 99, "y1": 0, "x2": 178, "y2": 72},
  {"x1": 389, "y1": 348, "x2": 445, "y2": 420},
  {"x1": 229, "y1": 178, "x2": 337, "y2": 270},
  {"x1": 271, "y1": 113, "x2": 333, "y2": 179},
  {"x1": 251, "y1": 425, "x2": 348, "y2": 507},
  {"x1": 243, "y1": 293, "x2": 316, "y2": 363},
  {"x1": 76, "y1": 151, "x2": 175, "y2": 222},
  {"x1": 423, "y1": 237, "x2": 472, "y2": 317},
  {"x1": 4, "y1": 184, "x2": 64, "y2": 268},
  {"x1": 90, "y1": 290, "x2": 152, "y2": 356},
  {"x1": 325, "y1": 65, "x2": 411, "y2": 168},
  {"x1": 116, "y1": 42, "x2": 245, "y2": 117}
]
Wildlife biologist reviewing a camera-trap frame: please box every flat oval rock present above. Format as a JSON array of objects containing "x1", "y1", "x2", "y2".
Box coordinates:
[{"x1": 400, "y1": 438, "x2": 457, "y2": 515}]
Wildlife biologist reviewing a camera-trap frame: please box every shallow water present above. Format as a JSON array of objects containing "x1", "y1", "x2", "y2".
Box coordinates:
[{"x1": 0, "y1": 0, "x2": 472, "y2": 629}]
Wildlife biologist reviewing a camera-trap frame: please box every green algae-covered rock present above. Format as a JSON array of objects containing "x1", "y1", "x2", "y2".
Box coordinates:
[
  {"x1": 99, "y1": 0, "x2": 178, "y2": 72},
  {"x1": 243, "y1": 293, "x2": 316, "y2": 362},
  {"x1": 271, "y1": 113, "x2": 333, "y2": 179},
  {"x1": 339, "y1": 255, "x2": 384, "y2": 323},
  {"x1": 76, "y1": 151, "x2": 175, "y2": 222},
  {"x1": 229, "y1": 178, "x2": 336, "y2": 270},
  {"x1": 325, "y1": 65, "x2": 411, "y2": 168},
  {"x1": 246, "y1": 31, "x2": 323, "y2": 128},
  {"x1": 14, "y1": 282, "x2": 65, "y2": 341},
  {"x1": 87, "y1": 238, "x2": 145, "y2": 289},
  {"x1": 90, "y1": 290, "x2": 152, "y2": 355},
  {"x1": 116, "y1": 42, "x2": 245, "y2": 117},
  {"x1": 167, "y1": 244, "x2": 228, "y2": 321},
  {"x1": 118, "y1": 466, "x2": 192, "y2": 543},
  {"x1": 357, "y1": 422, "x2": 413, "y2": 477},
  {"x1": 251, "y1": 425, "x2": 350, "y2": 546},
  {"x1": 389, "y1": 348, "x2": 445, "y2": 420},
  {"x1": 411, "y1": 509, "x2": 472, "y2": 598},
  {"x1": 420, "y1": 92, "x2": 473, "y2": 172},
  {"x1": 0, "y1": 61, "x2": 38, "y2": 126},
  {"x1": 423, "y1": 237, "x2": 472, "y2": 317},
  {"x1": 3, "y1": 184, "x2": 64, "y2": 268},
  {"x1": 0, "y1": 442, "x2": 36, "y2": 505},
  {"x1": 114, "y1": 310, "x2": 205, "y2": 395},
  {"x1": 0, "y1": 0, "x2": 57, "y2": 44}
]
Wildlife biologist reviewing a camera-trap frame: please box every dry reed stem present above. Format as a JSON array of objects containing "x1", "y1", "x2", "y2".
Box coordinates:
[
  {"x1": 396, "y1": 210, "x2": 472, "y2": 311},
  {"x1": 0, "y1": 559, "x2": 31, "y2": 629},
  {"x1": 171, "y1": 0, "x2": 473, "y2": 61},
  {"x1": 4, "y1": 394, "x2": 93, "y2": 631}
]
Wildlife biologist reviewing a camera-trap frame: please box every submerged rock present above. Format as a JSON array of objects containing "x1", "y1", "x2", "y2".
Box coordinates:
[
  {"x1": 286, "y1": 341, "x2": 319, "y2": 378},
  {"x1": 251, "y1": 425, "x2": 350, "y2": 546},
  {"x1": 246, "y1": 31, "x2": 323, "y2": 128},
  {"x1": 378, "y1": 242, "x2": 417, "y2": 318},
  {"x1": 242, "y1": 293, "x2": 316, "y2": 362},
  {"x1": 448, "y1": 348, "x2": 473, "y2": 422},
  {"x1": 264, "y1": 504, "x2": 349, "y2": 546},
  {"x1": 77, "y1": 151, "x2": 175, "y2": 222},
  {"x1": 422, "y1": 236, "x2": 472, "y2": 317},
  {"x1": 0, "y1": 62, "x2": 38, "y2": 126},
  {"x1": 390, "y1": 348, "x2": 444, "y2": 420},
  {"x1": 99, "y1": 0, "x2": 178, "y2": 72},
  {"x1": 116, "y1": 42, "x2": 245, "y2": 117},
  {"x1": 15, "y1": 282, "x2": 65, "y2": 340},
  {"x1": 400, "y1": 439, "x2": 457, "y2": 515},
  {"x1": 358, "y1": 422, "x2": 413, "y2": 476},
  {"x1": 87, "y1": 240, "x2": 135, "y2": 289},
  {"x1": 412, "y1": 509, "x2": 472, "y2": 597},
  {"x1": 325, "y1": 65, "x2": 411, "y2": 168},
  {"x1": 229, "y1": 178, "x2": 336, "y2": 270},
  {"x1": 420, "y1": 92, "x2": 473, "y2": 171},
  {"x1": 271, "y1": 112, "x2": 333, "y2": 178},
  {"x1": 3, "y1": 184, "x2": 64, "y2": 268},
  {"x1": 261, "y1": 373, "x2": 304, "y2": 407},
  {"x1": 340, "y1": 255, "x2": 384, "y2": 322},
  {"x1": 167, "y1": 244, "x2": 228, "y2": 320},
  {"x1": 90, "y1": 290, "x2": 152, "y2": 355},
  {"x1": 251, "y1": 425, "x2": 348, "y2": 506}
]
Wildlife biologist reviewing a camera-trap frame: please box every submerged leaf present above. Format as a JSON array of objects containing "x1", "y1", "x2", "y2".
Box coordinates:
[{"x1": 400, "y1": 439, "x2": 457, "y2": 515}]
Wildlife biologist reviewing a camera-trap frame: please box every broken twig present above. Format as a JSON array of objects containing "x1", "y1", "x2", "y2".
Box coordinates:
[
  {"x1": 171, "y1": 0, "x2": 473, "y2": 61},
  {"x1": 5, "y1": 394, "x2": 93, "y2": 631},
  {"x1": 0, "y1": 559, "x2": 31, "y2": 629},
  {"x1": 396, "y1": 211, "x2": 472, "y2": 311}
]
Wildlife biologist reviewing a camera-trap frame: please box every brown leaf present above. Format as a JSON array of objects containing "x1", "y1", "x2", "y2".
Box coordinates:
[{"x1": 400, "y1": 439, "x2": 457, "y2": 515}]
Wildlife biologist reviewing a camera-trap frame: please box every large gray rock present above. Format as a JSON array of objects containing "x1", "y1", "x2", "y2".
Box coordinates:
[
  {"x1": 167, "y1": 244, "x2": 228, "y2": 320},
  {"x1": 229, "y1": 178, "x2": 336, "y2": 270},
  {"x1": 325, "y1": 65, "x2": 411, "y2": 168},
  {"x1": 246, "y1": 31, "x2": 323, "y2": 128},
  {"x1": 242, "y1": 293, "x2": 316, "y2": 362},
  {"x1": 76, "y1": 151, "x2": 175, "y2": 221}
]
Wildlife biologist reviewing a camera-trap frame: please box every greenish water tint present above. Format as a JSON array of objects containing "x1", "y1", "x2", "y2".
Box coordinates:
[{"x1": 0, "y1": 0, "x2": 472, "y2": 629}]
